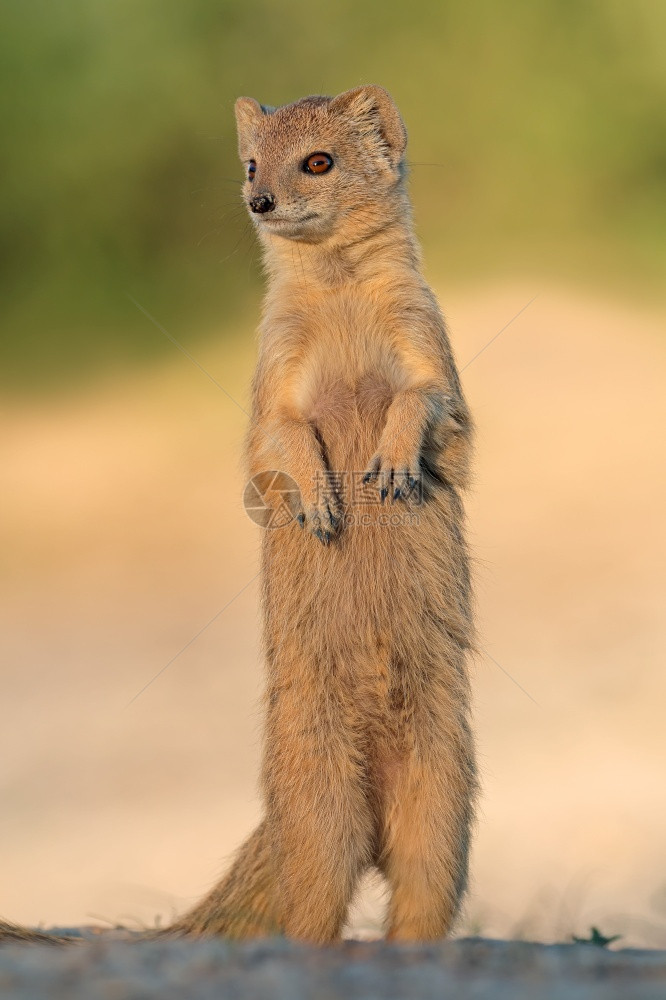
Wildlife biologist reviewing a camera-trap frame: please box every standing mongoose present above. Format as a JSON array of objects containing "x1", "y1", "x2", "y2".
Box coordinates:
[
  {"x1": 0, "y1": 85, "x2": 477, "y2": 946},
  {"x1": 172, "y1": 85, "x2": 478, "y2": 943}
]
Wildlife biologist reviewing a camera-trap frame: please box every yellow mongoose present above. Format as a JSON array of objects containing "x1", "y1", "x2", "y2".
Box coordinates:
[
  {"x1": 1, "y1": 85, "x2": 477, "y2": 945},
  {"x1": 171, "y1": 85, "x2": 478, "y2": 942}
]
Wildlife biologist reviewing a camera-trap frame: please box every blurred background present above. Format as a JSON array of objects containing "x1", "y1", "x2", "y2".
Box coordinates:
[{"x1": 1, "y1": 0, "x2": 665, "y2": 945}]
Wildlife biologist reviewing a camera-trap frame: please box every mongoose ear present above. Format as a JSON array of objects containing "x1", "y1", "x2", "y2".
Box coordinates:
[
  {"x1": 234, "y1": 97, "x2": 266, "y2": 136},
  {"x1": 329, "y1": 85, "x2": 407, "y2": 169}
]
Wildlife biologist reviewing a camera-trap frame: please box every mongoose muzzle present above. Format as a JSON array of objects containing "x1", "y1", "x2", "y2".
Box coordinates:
[{"x1": 249, "y1": 192, "x2": 276, "y2": 214}]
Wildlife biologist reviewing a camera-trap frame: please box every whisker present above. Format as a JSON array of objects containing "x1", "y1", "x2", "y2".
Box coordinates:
[
  {"x1": 406, "y1": 160, "x2": 447, "y2": 169},
  {"x1": 218, "y1": 221, "x2": 253, "y2": 264}
]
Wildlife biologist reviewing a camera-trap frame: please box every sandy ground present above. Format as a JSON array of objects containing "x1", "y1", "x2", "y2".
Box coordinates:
[
  {"x1": 1, "y1": 937, "x2": 665, "y2": 1000},
  {"x1": 1, "y1": 282, "x2": 665, "y2": 946}
]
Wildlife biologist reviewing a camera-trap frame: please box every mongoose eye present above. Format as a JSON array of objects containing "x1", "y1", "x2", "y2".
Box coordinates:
[
  {"x1": 303, "y1": 152, "x2": 334, "y2": 175},
  {"x1": 247, "y1": 160, "x2": 256, "y2": 182}
]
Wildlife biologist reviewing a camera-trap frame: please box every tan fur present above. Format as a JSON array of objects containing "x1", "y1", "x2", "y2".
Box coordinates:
[
  {"x1": 175, "y1": 85, "x2": 478, "y2": 943},
  {"x1": 0, "y1": 922, "x2": 73, "y2": 946},
  {"x1": 0, "y1": 85, "x2": 477, "y2": 947}
]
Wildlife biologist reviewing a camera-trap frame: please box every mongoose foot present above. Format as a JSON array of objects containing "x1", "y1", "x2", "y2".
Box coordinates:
[
  {"x1": 298, "y1": 495, "x2": 342, "y2": 544},
  {"x1": 364, "y1": 454, "x2": 420, "y2": 503}
]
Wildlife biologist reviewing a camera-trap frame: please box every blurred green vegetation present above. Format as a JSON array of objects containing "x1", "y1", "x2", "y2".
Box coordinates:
[{"x1": 1, "y1": 0, "x2": 664, "y2": 392}]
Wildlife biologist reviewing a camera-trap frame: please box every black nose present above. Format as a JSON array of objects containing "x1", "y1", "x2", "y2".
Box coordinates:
[{"x1": 249, "y1": 193, "x2": 276, "y2": 215}]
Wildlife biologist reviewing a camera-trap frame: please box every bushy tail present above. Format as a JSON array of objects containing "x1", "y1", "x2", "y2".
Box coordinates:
[
  {"x1": 0, "y1": 922, "x2": 76, "y2": 945},
  {"x1": 0, "y1": 821, "x2": 276, "y2": 945},
  {"x1": 168, "y1": 820, "x2": 279, "y2": 938}
]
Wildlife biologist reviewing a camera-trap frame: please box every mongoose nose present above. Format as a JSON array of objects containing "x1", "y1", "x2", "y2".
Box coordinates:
[{"x1": 249, "y1": 193, "x2": 276, "y2": 215}]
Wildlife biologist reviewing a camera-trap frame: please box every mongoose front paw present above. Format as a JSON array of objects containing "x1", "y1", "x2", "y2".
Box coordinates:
[
  {"x1": 363, "y1": 453, "x2": 420, "y2": 503},
  {"x1": 298, "y1": 495, "x2": 343, "y2": 545}
]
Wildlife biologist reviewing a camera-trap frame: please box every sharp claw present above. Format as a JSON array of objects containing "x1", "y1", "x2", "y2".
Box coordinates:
[
  {"x1": 363, "y1": 471, "x2": 374, "y2": 484},
  {"x1": 408, "y1": 476, "x2": 421, "y2": 501},
  {"x1": 393, "y1": 487, "x2": 402, "y2": 501},
  {"x1": 297, "y1": 513, "x2": 305, "y2": 528},
  {"x1": 380, "y1": 487, "x2": 388, "y2": 503}
]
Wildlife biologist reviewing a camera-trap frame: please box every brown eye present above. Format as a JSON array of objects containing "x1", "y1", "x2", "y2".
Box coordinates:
[
  {"x1": 303, "y1": 152, "x2": 333, "y2": 175},
  {"x1": 247, "y1": 160, "x2": 256, "y2": 181}
]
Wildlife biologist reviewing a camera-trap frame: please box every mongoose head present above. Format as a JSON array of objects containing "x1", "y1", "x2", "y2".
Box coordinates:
[{"x1": 234, "y1": 86, "x2": 408, "y2": 245}]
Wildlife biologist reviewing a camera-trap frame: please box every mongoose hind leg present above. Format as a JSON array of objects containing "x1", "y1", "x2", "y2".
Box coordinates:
[
  {"x1": 378, "y1": 675, "x2": 477, "y2": 941},
  {"x1": 263, "y1": 661, "x2": 374, "y2": 943}
]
